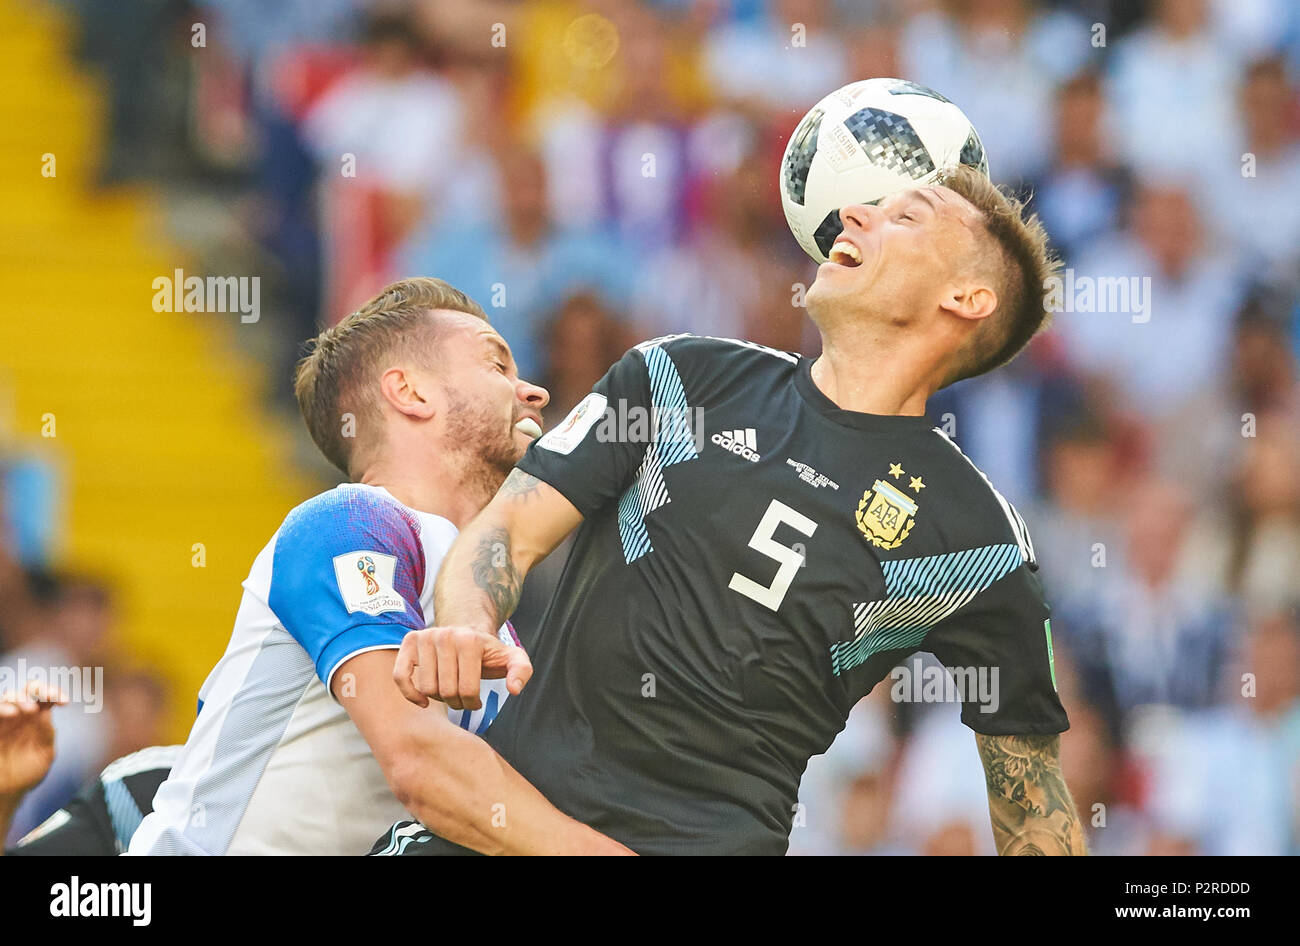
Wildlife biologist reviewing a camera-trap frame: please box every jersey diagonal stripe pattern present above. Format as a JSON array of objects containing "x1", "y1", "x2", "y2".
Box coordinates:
[
  {"x1": 103, "y1": 778, "x2": 147, "y2": 852},
  {"x1": 830, "y1": 543, "x2": 1023, "y2": 674},
  {"x1": 617, "y1": 344, "x2": 698, "y2": 562}
]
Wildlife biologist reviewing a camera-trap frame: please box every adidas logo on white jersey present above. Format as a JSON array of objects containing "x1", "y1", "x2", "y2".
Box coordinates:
[{"x1": 712, "y1": 427, "x2": 760, "y2": 462}]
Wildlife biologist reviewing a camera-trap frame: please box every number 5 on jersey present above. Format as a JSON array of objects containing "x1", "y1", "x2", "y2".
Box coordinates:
[{"x1": 729, "y1": 499, "x2": 818, "y2": 611}]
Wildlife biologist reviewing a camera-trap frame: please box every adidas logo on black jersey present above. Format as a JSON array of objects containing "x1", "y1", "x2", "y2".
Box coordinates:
[{"x1": 712, "y1": 428, "x2": 760, "y2": 462}]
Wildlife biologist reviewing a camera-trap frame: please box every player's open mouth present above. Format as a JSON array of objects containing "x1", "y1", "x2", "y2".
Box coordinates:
[
  {"x1": 515, "y1": 417, "x2": 543, "y2": 439},
  {"x1": 829, "y1": 239, "x2": 862, "y2": 267}
]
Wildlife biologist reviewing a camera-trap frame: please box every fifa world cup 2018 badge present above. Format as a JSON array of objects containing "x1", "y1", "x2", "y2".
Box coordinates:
[
  {"x1": 856, "y1": 462, "x2": 923, "y2": 549},
  {"x1": 357, "y1": 555, "x2": 381, "y2": 595}
]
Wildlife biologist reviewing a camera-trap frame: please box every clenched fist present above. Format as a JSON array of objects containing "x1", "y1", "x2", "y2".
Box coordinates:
[{"x1": 393, "y1": 626, "x2": 533, "y2": 711}]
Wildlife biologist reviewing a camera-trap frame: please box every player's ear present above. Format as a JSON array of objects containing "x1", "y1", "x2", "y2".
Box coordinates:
[
  {"x1": 939, "y1": 282, "x2": 997, "y2": 324},
  {"x1": 379, "y1": 366, "x2": 437, "y2": 420}
]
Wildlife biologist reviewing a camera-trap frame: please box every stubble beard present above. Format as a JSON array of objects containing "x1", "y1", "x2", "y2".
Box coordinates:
[{"x1": 439, "y1": 387, "x2": 522, "y2": 501}]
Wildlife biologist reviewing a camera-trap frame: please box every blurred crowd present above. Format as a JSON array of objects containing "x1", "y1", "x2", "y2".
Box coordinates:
[
  {"x1": 5, "y1": 0, "x2": 1298, "y2": 853},
  {"x1": 0, "y1": 556, "x2": 169, "y2": 844}
]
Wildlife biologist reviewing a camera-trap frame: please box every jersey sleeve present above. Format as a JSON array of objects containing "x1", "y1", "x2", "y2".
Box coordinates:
[
  {"x1": 517, "y1": 344, "x2": 660, "y2": 517},
  {"x1": 5, "y1": 786, "x2": 116, "y2": 856},
  {"x1": 924, "y1": 560, "x2": 1069, "y2": 735},
  {"x1": 268, "y1": 488, "x2": 427, "y2": 693}
]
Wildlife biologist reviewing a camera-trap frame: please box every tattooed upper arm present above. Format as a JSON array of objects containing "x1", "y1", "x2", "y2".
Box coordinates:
[
  {"x1": 469, "y1": 525, "x2": 522, "y2": 625},
  {"x1": 974, "y1": 732, "x2": 1088, "y2": 856},
  {"x1": 498, "y1": 469, "x2": 544, "y2": 503},
  {"x1": 433, "y1": 471, "x2": 579, "y2": 631}
]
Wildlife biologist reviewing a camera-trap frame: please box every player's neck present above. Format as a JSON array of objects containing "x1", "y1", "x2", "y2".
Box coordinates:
[
  {"x1": 812, "y1": 328, "x2": 939, "y2": 417},
  {"x1": 356, "y1": 456, "x2": 500, "y2": 529}
]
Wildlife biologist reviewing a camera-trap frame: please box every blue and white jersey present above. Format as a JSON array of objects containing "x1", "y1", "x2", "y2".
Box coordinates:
[{"x1": 127, "y1": 483, "x2": 517, "y2": 856}]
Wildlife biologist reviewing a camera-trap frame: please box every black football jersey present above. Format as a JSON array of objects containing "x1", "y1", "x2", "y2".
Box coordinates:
[
  {"x1": 422, "y1": 335, "x2": 1067, "y2": 855},
  {"x1": 5, "y1": 746, "x2": 177, "y2": 856}
]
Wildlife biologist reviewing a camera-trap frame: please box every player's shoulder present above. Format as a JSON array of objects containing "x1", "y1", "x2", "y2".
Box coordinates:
[
  {"x1": 636, "y1": 332, "x2": 801, "y2": 366},
  {"x1": 632, "y1": 334, "x2": 802, "y2": 397},
  {"x1": 269, "y1": 485, "x2": 435, "y2": 589},
  {"x1": 99, "y1": 744, "x2": 182, "y2": 784},
  {"x1": 918, "y1": 428, "x2": 1037, "y2": 565},
  {"x1": 100, "y1": 745, "x2": 179, "y2": 840},
  {"x1": 278, "y1": 483, "x2": 424, "y2": 548}
]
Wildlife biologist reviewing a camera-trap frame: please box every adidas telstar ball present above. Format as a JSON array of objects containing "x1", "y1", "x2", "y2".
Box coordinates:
[{"x1": 779, "y1": 78, "x2": 989, "y2": 264}]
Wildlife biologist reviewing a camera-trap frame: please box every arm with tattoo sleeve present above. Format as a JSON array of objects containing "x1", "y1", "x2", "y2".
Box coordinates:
[
  {"x1": 975, "y1": 733, "x2": 1088, "y2": 855},
  {"x1": 448, "y1": 470, "x2": 571, "y2": 631},
  {"x1": 392, "y1": 469, "x2": 583, "y2": 711}
]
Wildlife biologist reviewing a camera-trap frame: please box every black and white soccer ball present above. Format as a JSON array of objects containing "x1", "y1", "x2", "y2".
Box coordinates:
[{"x1": 779, "y1": 78, "x2": 989, "y2": 264}]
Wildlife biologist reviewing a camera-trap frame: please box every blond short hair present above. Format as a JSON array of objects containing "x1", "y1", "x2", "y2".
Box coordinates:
[
  {"x1": 939, "y1": 165, "x2": 1060, "y2": 387},
  {"x1": 293, "y1": 277, "x2": 487, "y2": 476}
]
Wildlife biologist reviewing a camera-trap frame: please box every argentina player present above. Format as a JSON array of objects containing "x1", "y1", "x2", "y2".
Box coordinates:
[
  {"x1": 384, "y1": 166, "x2": 1087, "y2": 856},
  {"x1": 128, "y1": 279, "x2": 629, "y2": 855}
]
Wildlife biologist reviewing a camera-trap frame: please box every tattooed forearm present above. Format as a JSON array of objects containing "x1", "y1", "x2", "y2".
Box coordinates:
[
  {"x1": 975, "y1": 733, "x2": 1088, "y2": 856},
  {"x1": 435, "y1": 470, "x2": 572, "y2": 631},
  {"x1": 469, "y1": 526, "x2": 522, "y2": 625},
  {"x1": 498, "y1": 470, "x2": 544, "y2": 503}
]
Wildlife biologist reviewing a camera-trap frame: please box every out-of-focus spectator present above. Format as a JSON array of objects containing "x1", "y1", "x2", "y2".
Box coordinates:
[
  {"x1": 301, "y1": 11, "x2": 468, "y2": 238},
  {"x1": 435, "y1": 59, "x2": 517, "y2": 228},
  {"x1": 844, "y1": 21, "x2": 902, "y2": 84},
  {"x1": 195, "y1": 0, "x2": 360, "y2": 82},
  {"x1": 703, "y1": 0, "x2": 850, "y2": 114},
  {"x1": 412, "y1": 0, "x2": 519, "y2": 64},
  {"x1": 297, "y1": 10, "x2": 492, "y2": 325},
  {"x1": 1108, "y1": 0, "x2": 1241, "y2": 177},
  {"x1": 789, "y1": 695, "x2": 907, "y2": 855},
  {"x1": 534, "y1": 10, "x2": 705, "y2": 250},
  {"x1": 887, "y1": 693, "x2": 997, "y2": 856},
  {"x1": 632, "y1": 145, "x2": 804, "y2": 344},
  {"x1": 0, "y1": 538, "x2": 37, "y2": 657},
  {"x1": 100, "y1": 670, "x2": 170, "y2": 771},
  {"x1": 835, "y1": 769, "x2": 904, "y2": 854},
  {"x1": 1059, "y1": 182, "x2": 1244, "y2": 421},
  {"x1": 399, "y1": 147, "x2": 634, "y2": 379},
  {"x1": 510, "y1": 0, "x2": 703, "y2": 122},
  {"x1": 1, "y1": 575, "x2": 115, "y2": 844},
  {"x1": 1206, "y1": 56, "x2": 1300, "y2": 284},
  {"x1": 1210, "y1": 0, "x2": 1297, "y2": 62},
  {"x1": 1140, "y1": 611, "x2": 1300, "y2": 855},
  {"x1": 1155, "y1": 298, "x2": 1298, "y2": 503},
  {"x1": 1030, "y1": 414, "x2": 1126, "y2": 618},
  {"x1": 926, "y1": 342, "x2": 1072, "y2": 505},
  {"x1": 1060, "y1": 698, "x2": 1150, "y2": 856},
  {"x1": 1061, "y1": 479, "x2": 1238, "y2": 735},
  {"x1": 901, "y1": 0, "x2": 1090, "y2": 186},
  {"x1": 541, "y1": 291, "x2": 636, "y2": 420},
  {"x1": 1223, "y1": 417, "x2": 1300, "y2": 612},
  {"x1": 1029, "y1": 71, "x2": 1130, "y2": 263}
]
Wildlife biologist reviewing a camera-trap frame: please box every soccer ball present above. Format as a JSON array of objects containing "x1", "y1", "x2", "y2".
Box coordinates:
[{"x1": 779, "y1": 78, "x2": 989, "y2": 264}]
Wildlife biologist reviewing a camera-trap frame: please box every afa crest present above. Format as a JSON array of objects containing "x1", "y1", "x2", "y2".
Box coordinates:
[{"x1": 856, "y1": 467, "x2": 921, "y2": 549}]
